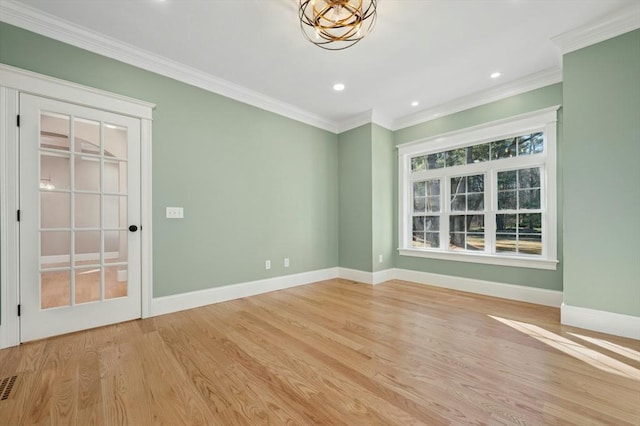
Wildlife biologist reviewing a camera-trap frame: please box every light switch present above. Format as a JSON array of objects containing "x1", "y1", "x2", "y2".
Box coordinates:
[{"x1": 166, "y1": 207, "x2": 184, "y2": 219}]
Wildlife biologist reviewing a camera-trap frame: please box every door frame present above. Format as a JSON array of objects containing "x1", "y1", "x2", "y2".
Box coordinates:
[{"x1": 0, "y1": 64, "x2": 155, "y2": 348}]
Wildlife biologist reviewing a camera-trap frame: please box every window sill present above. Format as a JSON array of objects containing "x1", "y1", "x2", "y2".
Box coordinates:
[{"x1": 398, "y1": 248, "x2": 558, "y2": 270}]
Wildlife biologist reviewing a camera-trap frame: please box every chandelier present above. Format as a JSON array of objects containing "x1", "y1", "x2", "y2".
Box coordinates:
[{"x1": 299, "y1": 0, "x2": 377, "y2": 50}]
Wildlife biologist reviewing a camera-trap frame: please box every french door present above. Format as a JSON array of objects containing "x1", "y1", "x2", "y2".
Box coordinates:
[{"x1": 19, "y1": 94, "x2": 142, "y2": 342}]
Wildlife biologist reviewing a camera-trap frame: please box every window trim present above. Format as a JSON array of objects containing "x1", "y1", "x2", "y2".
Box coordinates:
[{"x1": 398, "y1": 106, "x2": 559, "y2": 270}]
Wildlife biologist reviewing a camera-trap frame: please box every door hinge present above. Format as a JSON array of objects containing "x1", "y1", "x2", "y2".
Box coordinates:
[
  {"x1": 16, "y1": 115, "x2": 20, "y2": 127},
  {"x1": 17, "y1": 210, "x2": 20, "y2": 222},
  {"x1": 18, "y1": 305, "x2": 21, "y2": 317}
]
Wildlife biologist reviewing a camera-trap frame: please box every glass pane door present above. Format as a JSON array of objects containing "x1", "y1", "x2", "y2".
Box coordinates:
[{"x1": 20, "y1": 94, "x2": 141, "y2": 342}]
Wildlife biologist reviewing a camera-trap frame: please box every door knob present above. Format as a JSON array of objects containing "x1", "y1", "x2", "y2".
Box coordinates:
[{"x1": 129, "y1": 225, "x2": 138, "y2": 232}]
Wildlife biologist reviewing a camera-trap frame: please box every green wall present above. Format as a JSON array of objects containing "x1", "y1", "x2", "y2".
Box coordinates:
[
  {"x1": 563, "y1": 30, "x2": 640, "y2": 316},
  {"x1": 1, "y1": 18, "x2": 638, "y2": 323},
  {"x1": 0, "y1": 23, "x2": 339, "y2": 297},
  {"x1": 338, "y1": 123, "x2": 395, "y2": 273},
  {"x1": 371, "y1": 124, "x2": 395, "y2": 272},
  {"x1": 393, "y1": 84, "x2": 565, "y2": 291},
  {"x1": 338, "y1": 125, "x2": 373, "y2": 271}
]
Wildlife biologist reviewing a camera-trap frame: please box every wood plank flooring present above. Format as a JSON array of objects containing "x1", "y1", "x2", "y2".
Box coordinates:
[{"x1": 0, "y1": 278, "x2": 639, "y2": 425}]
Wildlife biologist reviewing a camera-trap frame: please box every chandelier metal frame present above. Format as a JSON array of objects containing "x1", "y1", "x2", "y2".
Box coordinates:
[{"x1": 299, "y1": 0, "x2": 377, "y2": 50}]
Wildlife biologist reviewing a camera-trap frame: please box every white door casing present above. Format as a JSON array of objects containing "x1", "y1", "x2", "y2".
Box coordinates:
[{"x1": 0, "y1": 64, "x2": 154, "y2": 348}]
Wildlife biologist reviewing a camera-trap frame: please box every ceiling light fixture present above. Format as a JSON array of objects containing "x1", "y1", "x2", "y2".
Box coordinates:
[
  {"x1": 491, "y1": 72, "x2": 501, "y2": 79},
  {"x1": 333, "y1": 83, "x2": 345, "y2": 91},
  {"x1": 299, "y1": 0, "x2": 377, "y2": 50},
  {"x1": 411, "y1": 101, "x2": 419, "y2": 107}
]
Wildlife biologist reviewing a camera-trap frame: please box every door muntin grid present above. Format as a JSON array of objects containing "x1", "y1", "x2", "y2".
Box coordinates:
[{"x1": 39, "y1": 113, "x2": 129, "y2": 309}]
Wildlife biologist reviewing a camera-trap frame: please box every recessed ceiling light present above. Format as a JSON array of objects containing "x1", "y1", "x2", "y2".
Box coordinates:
[
  {"x1": 491, "y1": 72, "x2": 501, "y2": 79},
  {"x1": 411, "y1": 101, "x2": 419, "y2": 107},
  {"x1": 333, "y1": 83, "x2": 345, "y2": 91}
]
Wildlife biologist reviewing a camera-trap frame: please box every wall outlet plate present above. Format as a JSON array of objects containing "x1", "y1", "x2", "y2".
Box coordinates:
[{"x1": 166, "y1": 207, "x2": 184, "y2": 219}]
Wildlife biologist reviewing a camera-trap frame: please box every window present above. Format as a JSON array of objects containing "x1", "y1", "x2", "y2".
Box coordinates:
[{"x1": 398, "y1": 107, "x2": 559, "y2": 270}]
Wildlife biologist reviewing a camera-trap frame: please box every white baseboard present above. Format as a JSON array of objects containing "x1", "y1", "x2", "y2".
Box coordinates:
[
  {"x1": 338, "y1": 267, "x2": 374, "y2": 284},
  {"x1": 150, "y1": 267, "x2": 339, "y2": 317},
  {"x1": 337, "y1": 267, "x2": 562, "y2": 307},
  {"x1": 561, "y1": 303, "x2": 640, "y2": 340},
  {"x1": 373, "y1": 268, "x2": 396, "y2": 284},
  {"x1": 393, "y1": 268, "x2": 563, "y2": 307},
  {"x1": 337, "y1": 267, "x2": 395, "y2": 285}
]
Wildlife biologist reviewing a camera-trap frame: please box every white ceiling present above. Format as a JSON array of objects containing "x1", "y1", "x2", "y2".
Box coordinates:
[{"x1": 2, "y1": 0, "x2": 639, "y2": 131}]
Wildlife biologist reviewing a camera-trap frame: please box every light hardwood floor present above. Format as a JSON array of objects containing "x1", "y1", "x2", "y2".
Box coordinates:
[{"x1": 0, "y1": 278, "x2": 638, "y2": 425}]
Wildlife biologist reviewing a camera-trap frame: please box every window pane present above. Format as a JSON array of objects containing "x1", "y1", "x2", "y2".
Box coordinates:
[
  {"x1": 75, "y1": 267, "x2": 101, "y2": 304},
  {"x1": 518, "y1": 168, "x2": 540, "y2": 189},
  {"x1": 468, "y1": 215, "x2": 484, "y2": 232},
  {"x1": 41, "y1": 152, "x2": 70, "y2": 191},
  {"x1": 426, "y1": 196, "x2": 440, "y2": 212},
  {"x1": 497, "y1": 170, "x2": 517, "y2": 190},
  {"x1": 467, "y1": 193, "x2": 484, "y2": 211},
  {"x1": 104, "y1": 160, "x2": 127, "y2": 194},
  {"x1": 427, "y1": 152, "x2": 445, "y2": 169},
  {"x1": 467, "y1": 175, "x2": 484, "y2": 193},
  {"x1": 519, "y1": 234, "x2": 542, "y2": 255},
  {"x1": 518, "y1": 132, "x2": 544, "y2": 156},
  {"x1": 467, "y1": 234, "x2": 484, "y2": 251},
  {"x1": 41, "y1": 112, "x2": 70, "y2": 151},
  {"x1": 41, "y1": 192, "x2": 71, "y2": 228},
  {"x1": 471, "y1": 143, "x2": 490, "y2": 163},
  {"x1": 411, "y1": 156, "x2": 426, "y2": 172},
  {"x1": 450, "y1": 215, "x2": 465, "y2": 232},
  {"x1": 446, "y1": 148, "x2": 467, "y2": 167},
  {"x1": 74, "y1": 155, "x2": 100, "y2": 191},
  {"x1": 105, "y1": 265, "x2": 128, "y2": 299},
  {"x1": 412, "y1": 216, "x2": 425, "y2": 231},
  {"x1": 519, "y1": 213, "x2": 542, "y2": 233},
  {"x1": 41, "y1": 231, "x2": 71, "y2": 269},
  {"x1": 74, "y1": 118, "x2": 100, "y2": 155},
  {"x1": 413, "y1": 181, "x2": 425, "y2": 197},
  {"x1": 414, "y1": 197, "x2": 426, "y2": 213},
  {"x1": 519, "y1": 189, "x2": 541, "y2": 209},
  {"x1": 104, "y1": 124, "x2": 127, "y2": 159},
  {"x1": 451, "y1": 176, "x2": 466, "y2": 194},
  {"x1": 496, "y1": 234, "x2": 517, "y2": 253},
  {"x1": 491, "y1": 138, "x2": 517, "y2": 160},
  {"x1": 450, "y1": 233, "x2": 465, "y2": 250},
  {"x1": 496, "y1": 214, "x2": 517, "y2": 232},
  {"x1": 425, "y1": 216, "x2": 439, "y2": 231},
  {"x1": 451, "y1": 194, "x2": 466, "y2": 211},
  {"x1": 498, "y1": 191, "x2": 517, "y2": 210},
  {"x1": 427, "y1": 180, "x2": 440, "y2": 196},
  {"x1": 75, "y1": 194, "x2": 100, "y2": 228},
  {"x1": 425, "y1": 233, "x2": 440, "y2": 248},
  {"x1": 413, "y1": 232, "x2": 426, "y2": 248},
  {"x1": 41, "y1": 270, "x2": 71, "y2": 309}
]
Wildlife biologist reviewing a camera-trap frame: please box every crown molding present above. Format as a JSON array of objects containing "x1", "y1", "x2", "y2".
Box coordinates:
[
  {"x1": 0, "y1": 0, "x2": 338, "y2": 133},
  {"x1": 336, "y1": 111, "x2": 374, "y2": 134},
  {"x1": 391, "y1": 67, "x2": 562, "y2": 131},
  {"x1": 552, "y1": 3, "x2": 640, "y2": 54}
]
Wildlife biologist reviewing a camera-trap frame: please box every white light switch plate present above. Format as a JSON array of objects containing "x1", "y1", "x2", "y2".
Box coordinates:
[{"x1": 166, "y1": 207, "x2": 184, "y2": 219}]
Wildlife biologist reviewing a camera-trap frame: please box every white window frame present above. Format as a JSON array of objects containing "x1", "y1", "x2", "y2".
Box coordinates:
[{"x1": 398, "y1": 106, "x2": 559, "y2": 270}]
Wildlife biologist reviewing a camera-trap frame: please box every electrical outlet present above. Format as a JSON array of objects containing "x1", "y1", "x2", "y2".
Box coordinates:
[
  {"x1": 166, "y1": 207, "x2": 184, "y2": 219},
  {"x1": 265, "y1": 260, "x2": 271, "y2": 270},
  {"x1": 284, "y1": 258, "x2": 290, "y2": 268},
  {"x1": 378, "y1": 254, "x2": 383, "y2": 263}
]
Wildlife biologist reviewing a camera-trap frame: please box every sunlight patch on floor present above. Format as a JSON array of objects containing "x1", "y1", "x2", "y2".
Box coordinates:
[
  {"x1": 489, "y1": 315, "x2": 640, "y2": 380},
  {"x1": 568, "y1": 332, "x2": 640, "y2": 362}
]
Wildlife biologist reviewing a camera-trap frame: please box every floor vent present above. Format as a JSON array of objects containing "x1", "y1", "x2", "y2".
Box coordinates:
[{"x1": 0, "y1": 375, "x2": 17, "y2": 401}]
